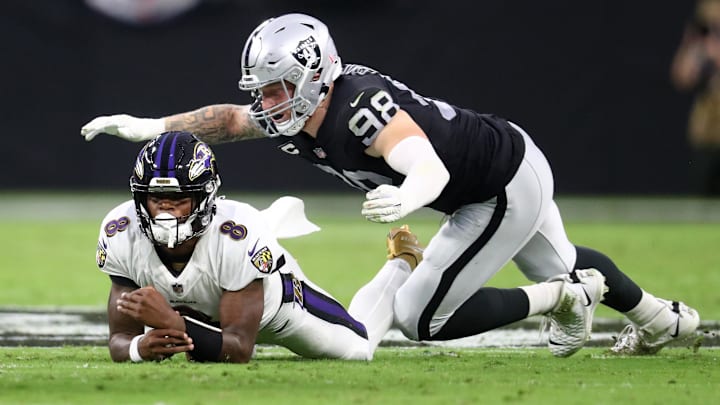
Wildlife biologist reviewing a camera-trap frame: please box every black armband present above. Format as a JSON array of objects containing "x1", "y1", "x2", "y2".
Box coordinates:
[{"x1": 183, "y1": 316, "x2": 223, "y2": 362}]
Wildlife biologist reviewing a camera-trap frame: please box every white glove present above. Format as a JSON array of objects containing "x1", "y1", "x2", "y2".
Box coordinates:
[
  {"x1": 80, "y1": 114, "x2": 165, "y2": 142},
  {"x1": 361, "y1": 184, "x2": 405, "y2": 223}
]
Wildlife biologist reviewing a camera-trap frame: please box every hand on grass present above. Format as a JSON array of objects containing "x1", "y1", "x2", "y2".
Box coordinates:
[{"x1": 137, "y1": 328, "x2": 194, "y2": 361}]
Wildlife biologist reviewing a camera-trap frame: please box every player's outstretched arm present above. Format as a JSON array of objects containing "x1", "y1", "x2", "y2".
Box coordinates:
[
  {"x1": 361, "y1": 110, "x2": 449, "y2": 223},
  {"x1": 81, "y1": 104, "x2": 265, "y2": 144},
  {"x1": 81, "y1": 114, "x2": 165, "y2": 142},
  {"x1": 165, "y1": 104, "x2": 266, "y2": 144}
]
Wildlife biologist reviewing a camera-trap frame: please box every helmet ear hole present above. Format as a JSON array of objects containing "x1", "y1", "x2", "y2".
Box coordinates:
[{"x1": 130, "y1": 131, "x2": 220, "y2": 246}]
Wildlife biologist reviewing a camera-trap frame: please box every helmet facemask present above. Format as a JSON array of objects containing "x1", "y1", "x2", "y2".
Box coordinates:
[{"x1": 244, "y1": 78, "x2": 315, "y2": 137}]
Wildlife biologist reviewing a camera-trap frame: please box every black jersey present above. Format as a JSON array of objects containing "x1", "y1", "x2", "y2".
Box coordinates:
[{"x1": 272, "y1": 64, "x2": 525, "y2": 214}]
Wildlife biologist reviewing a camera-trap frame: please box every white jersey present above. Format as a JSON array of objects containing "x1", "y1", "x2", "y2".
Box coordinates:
[
  {"x1": 96, "y1": 197, "x2": 371, "y2": 360},
  {"x1": 96, "y1": 199, "x2": 286, "y2": 329}
]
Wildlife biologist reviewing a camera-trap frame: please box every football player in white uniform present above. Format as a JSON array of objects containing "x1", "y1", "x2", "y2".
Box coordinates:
[
  {"x1": 84, "y1": 14, "x2": 699, "y2": 356},
  {"x1": 98, "y1": 131, "x2": 424, "y2": 362}
]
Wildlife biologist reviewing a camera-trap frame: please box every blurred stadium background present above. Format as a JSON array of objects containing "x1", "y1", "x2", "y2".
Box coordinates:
[{"x1": 0, "y1": 0, "x2": 701, "y2": 195}]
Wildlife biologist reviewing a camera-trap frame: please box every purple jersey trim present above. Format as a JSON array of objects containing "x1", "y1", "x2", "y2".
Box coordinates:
[{"x1": 281, "y1": 273, "x2": 367, "y2": 339}]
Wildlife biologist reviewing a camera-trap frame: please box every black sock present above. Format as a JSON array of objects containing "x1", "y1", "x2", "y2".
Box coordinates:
[
  {"x1": 430, "y1": 287, "x2": 529, "y2": 341},
  {"x1": 575, "y1": 245, "x2": 642, "y2": 312}
]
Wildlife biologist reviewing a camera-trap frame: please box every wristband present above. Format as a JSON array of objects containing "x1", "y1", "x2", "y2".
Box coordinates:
[{"x1": 129, "y1": 334, "x2": 145, "y2": 363}]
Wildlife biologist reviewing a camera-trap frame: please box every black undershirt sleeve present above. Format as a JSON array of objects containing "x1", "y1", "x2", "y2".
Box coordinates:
[{"x1": 109, "y1": 275, "x2": 140, "y2": 289}]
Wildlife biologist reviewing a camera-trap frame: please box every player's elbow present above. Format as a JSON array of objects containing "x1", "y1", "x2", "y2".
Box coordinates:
[
  {"x1": 109, "y1": 352, "x2": 128, "y2": 363},
  {"x1": 221, "y1": 334, "x2": 256, "y2": 363},
  {"x1": 108, "y1": 334, "x2": 133, "y2": 362},
  {"x1": 436, "y1": 163, "x2": 450, "y2": 190},
  {"x1": 419, "y1": 159, "x2": 450, "y2": 198},
  {"x1": 227, "y1": 349, "x2": 254, "y2": 364}
]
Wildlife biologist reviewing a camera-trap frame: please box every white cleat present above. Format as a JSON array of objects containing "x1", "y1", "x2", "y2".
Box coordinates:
[
  {"x1": 611, "y1": 299, "x2": 700, "y2": 355},
  {"x1": 546, "y1": 268, "x2": 608, "y2": 358}
]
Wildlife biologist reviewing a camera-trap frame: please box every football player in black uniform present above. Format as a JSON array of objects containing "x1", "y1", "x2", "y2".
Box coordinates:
[{"x1": 82, "y1": 13, "x2": 699, "y2": 356}]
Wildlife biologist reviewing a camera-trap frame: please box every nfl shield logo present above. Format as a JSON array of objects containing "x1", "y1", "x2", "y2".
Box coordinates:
[
  {"x1": 172, "y1": 283, "x2": 184, "y2": 294},
  {"x1": 313, "y1": 147, "x2": 327, "y2": 159}
]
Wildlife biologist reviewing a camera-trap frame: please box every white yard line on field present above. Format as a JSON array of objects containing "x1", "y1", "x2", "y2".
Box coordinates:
[{"x1": 0, "y1": 311, "x2": 716, "y2": 349}]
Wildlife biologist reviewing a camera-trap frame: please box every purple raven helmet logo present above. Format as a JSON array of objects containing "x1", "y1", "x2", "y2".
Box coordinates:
[
  {"x1": 292, "y1": 36, "x2": 321, "y2": 69},
  {"x1": 134, "y1": 147, "x2": 148, "y2": 180},
  {"x1": 188, "y1": 142, "x2": 215, "y2": 181}
]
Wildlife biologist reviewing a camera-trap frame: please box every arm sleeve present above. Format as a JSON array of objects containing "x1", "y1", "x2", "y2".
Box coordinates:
[
  {"x1": 109, "y1": 275, "x2": 140, "y2": 288},
  {"x1": 386, "y1": 135, "x2": 450, "y2": 216}
]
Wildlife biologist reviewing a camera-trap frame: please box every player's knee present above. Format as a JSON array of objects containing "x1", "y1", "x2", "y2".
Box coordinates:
[
  {"x1": 515, "y1": 263, "x2": 556, "y2": 283},
  {"x1": 343, "y1": 348, "x2": 373, "y2": 361},
  {"x1": 393, "y1": 297, "x2": 421, "y2": 341},
  {"x1": 341, "y1": 337, "x2": 373, "y2": 361}
]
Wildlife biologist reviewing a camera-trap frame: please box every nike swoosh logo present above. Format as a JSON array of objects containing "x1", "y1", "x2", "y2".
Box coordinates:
[
  {"x1": 248, "y1": 239, "x2": 259, "y2": 256},
  {"x1": 349, "y1": 91, "x2": 365, "y2": 108},
  {"x1": 581, "y1": 286, "x2": 593, "y2": 307},
  {"x1": 274, "y1": 319, "x2": 290, "y2": 334},
  {"x1": 669, "y1": 318, "x2": 681, "y2": 338},
  {"x1": 548, "y1": 338, "x2": 564, "y2": 346}
]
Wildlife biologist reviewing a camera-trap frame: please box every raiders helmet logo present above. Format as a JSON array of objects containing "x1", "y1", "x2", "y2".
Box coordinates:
[{"x1": 292, "y1": 36, "x2": 321, "y2": 69}]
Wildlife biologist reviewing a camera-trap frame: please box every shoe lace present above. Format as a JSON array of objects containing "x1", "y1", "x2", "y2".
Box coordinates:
[{"x1": 612, "y1": 324, "x2": 637, "y2": 349}]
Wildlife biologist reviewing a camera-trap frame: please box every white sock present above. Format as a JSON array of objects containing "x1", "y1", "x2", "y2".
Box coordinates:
[
  {"x1": 348, "y1": 259, "x2": 412, "y2": 353},
  {"x1": 520, "y1": 280, "x2": 563, "y2": 316},
  {"x1": 624, "y1": 291, "x2": 673, "y2": 333}
]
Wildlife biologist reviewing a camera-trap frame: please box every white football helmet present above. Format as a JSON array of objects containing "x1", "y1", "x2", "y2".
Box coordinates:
[{"x1": 238, "y1": 13, "x2": 342, "y2": 137}]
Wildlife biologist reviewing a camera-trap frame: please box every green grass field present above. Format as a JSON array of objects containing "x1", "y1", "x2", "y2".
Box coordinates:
[
  {"x1": 0, "y1": 346, "x2": 717, "y2": 405},
  {"x1": 1, "y1": 193, "x2": 719, "y2": 404},
  {"x1": 1, "y1": 193, "x2": 718, "y2": 319}
]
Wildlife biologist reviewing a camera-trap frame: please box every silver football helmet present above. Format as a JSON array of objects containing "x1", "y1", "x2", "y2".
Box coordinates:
[{"x1": 238, "y1": 13, "x2": 342, "y2": 137}]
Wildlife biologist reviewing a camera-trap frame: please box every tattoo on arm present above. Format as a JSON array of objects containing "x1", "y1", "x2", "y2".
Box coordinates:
[{"x1": 165, "y1": 104, "x2": 265, "y2": 144}]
